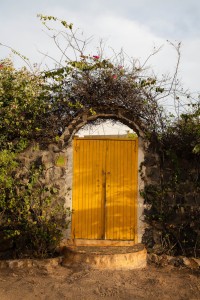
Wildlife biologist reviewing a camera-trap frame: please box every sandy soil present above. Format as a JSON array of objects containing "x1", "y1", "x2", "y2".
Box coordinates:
[{"x1": 0, "y1": 263, "x2": 199, "y2": 300}]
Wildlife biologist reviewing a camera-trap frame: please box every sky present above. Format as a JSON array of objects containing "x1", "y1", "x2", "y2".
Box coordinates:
[
  {"x1": 77, "y1": 120, "x2": 134, "y2": 136},
  {"x1": 1, "y1": 0, "x2": 200, "y2": 112}
]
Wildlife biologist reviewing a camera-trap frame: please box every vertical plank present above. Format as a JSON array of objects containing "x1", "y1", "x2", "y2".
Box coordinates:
[
  {"x1": 72, "y1": 139, "x2": 102, "y2": 239},
  {"x1": 106, "y1": 139, "x2": 137, "y2": 240},
  {"x1": 101, "y1": 140, "x2": 107, "y2": 239},
  {"x1": 72, "y1": 139, "x2": 80, "y2": 238},
  {"x1": 124, "y1": 140, "x2": 131, "y2": 240},
  {"x1": 72, "y1": 138, "x2": 105, "y2": 239}
]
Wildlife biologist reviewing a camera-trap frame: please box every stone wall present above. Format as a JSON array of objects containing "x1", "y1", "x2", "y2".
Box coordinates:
[
  {"x1": 143, "y1": 146, "x2": 200, "y2": 209},
  {"x1": 19, "y1": 143, "x2": 68, "y2": 199},
  {"x1": 142, "y1": 142, "x2": 200, "y2": 257},
  {"x1": 2, "y1": 123, "x2": 199, "y2": 257}
]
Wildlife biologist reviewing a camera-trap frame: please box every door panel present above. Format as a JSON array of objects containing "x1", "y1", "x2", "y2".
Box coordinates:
[
  {"x1": 72, "y1": 139, "x2": 106, "y2": 239},
  {"x1": 72, "y1": 138, "x2": 138, "y2": 240},
  {"x1": 105, "y1": 140, "x2": 137, "y2": 240}
]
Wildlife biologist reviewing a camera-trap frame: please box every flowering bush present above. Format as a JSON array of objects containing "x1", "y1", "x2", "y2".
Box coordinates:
[{"x1": 0, "y1": 59, "x2": 66, "y2": 258}]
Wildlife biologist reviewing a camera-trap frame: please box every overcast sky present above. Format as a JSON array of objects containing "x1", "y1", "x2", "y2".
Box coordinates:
[{"x1": 1, "y1": 0, "x2": 200, "y2": 96}]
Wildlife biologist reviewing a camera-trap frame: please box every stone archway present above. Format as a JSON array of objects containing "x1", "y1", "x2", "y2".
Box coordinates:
[
  {"x1": 62, "y1": 110, "x2": 146, "y2": 245},
  {"x1": 59, "y1": 108, "x2": 145, "y2": 146}
]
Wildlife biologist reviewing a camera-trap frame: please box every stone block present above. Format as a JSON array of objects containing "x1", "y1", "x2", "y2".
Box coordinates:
[
  {"x1": 182, "y1": 257, "x2": 200, "y2": 269},
  {"x1": 146, "y1": 167, "x2": 160, "y2": 182},
  {"x1": 0, "y1": 261, "x2": 9, "y2": 269},
  {"x1": 55, "y1": 155, "x2": 67, "y2": 167},
  {"x1": 144, "y1": 154, "x2": 158, "y2": 167},
  {"x1": 48, "y1": 144, "x2": 61, "y2": 153}
]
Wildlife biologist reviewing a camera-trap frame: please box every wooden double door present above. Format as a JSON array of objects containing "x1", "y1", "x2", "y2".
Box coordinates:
[{"x1": 72, "y1": 137, "x2": 138, "y2": 240}]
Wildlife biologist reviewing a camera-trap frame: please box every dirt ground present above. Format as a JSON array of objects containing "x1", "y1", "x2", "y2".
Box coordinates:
[{"x1": 0, "y1": 263, "x2": 199, "y2": 300}]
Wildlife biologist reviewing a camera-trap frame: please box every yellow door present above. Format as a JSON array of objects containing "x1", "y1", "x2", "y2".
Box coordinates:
[{"x1": 72, "y1": 137, "x2": 138, "y2": 240}]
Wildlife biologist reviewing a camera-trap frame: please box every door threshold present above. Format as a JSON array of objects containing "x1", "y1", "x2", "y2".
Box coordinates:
[{"x1": 63, "y1": 239, "x2": 135, "y2": 247}]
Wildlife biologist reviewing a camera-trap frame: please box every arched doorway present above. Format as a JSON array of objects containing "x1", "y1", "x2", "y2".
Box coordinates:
[{"x1": 63, "y1": 118, "x2": 145, "y2": 244}]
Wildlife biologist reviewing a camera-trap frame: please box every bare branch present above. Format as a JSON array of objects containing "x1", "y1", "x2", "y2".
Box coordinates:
[{"x1": 0, "y1": 43, "x2": 34, "y2": 71}]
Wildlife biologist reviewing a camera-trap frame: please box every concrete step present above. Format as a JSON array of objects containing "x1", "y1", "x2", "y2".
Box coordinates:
[{"x1": 62, "y1": 244, "x2": 147, "y2": 270}]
